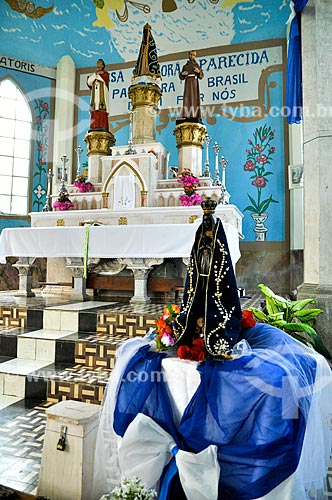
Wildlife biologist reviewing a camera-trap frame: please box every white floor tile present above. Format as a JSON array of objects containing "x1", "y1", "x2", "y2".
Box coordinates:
[
  {"x1": 45, "y1": 301, "x2": 114, "y2": 311},
  {"x1": 4, "y1": 374, "x2": 25, "y2": 398},
  {"x1": 60, "y1": 311, "x2": 78, "y2": 331},
  {"x1": 0, "y1": 358, "x2": 51, "y2": 375},
  {"x1": 20, "y1": 329, "x2": 76, "y2": 340},
  {"x1": 17, "y1": 337, "x2": 36, "y2": 360},
  {"x1": 43, "y1": 309, "x2": 61, "y2": 330},
  {"x1": 36, "y1": 339, "x2": 55, "y2": 362}
]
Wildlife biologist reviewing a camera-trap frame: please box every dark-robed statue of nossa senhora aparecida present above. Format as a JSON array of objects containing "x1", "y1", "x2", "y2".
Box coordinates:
[{"x1": 172, "y1": 198, "x2": 242, "y2": 357}]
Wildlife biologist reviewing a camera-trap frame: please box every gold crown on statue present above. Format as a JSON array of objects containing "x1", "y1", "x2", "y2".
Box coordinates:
[{"x1": 201, "y1": 198, "x2": 217, "y2": 215}]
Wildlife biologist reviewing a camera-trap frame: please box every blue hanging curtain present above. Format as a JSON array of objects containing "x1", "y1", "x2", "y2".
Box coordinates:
[{"x1": 286, "y1": 0, "x2": 309, "y2": 124}]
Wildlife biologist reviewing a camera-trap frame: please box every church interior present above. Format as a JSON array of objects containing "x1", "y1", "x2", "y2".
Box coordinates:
[{"x1": 0, "y1": 0, "x2": 332, "y2": 498}]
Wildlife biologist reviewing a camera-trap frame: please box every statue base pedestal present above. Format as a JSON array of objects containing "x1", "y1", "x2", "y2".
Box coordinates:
[
  {"x1": 173, "y1": 121, "x2": 207, "y2": 177},
  {"x1": 84, "y1": 130, "x2": 115, "y2": 156}
]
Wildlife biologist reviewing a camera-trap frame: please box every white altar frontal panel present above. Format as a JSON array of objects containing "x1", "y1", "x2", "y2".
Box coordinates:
[{"x1": 0, "y1": 221, "x2": 240, "y2": 266}]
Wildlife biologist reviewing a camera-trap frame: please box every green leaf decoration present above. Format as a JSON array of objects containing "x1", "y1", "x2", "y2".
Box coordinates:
[
  {"x1": 283, "y1": 322, "x2": 317, "y2": 336},
  {"x1": 293, "y1": 309, "x2": 323, "y2": 320},
  {"x1": 248, "y1": 307, "x2": 268, "y2": 321},
  {"x1": 290, "y1": 299, "x2": 316, "y2": 311}
]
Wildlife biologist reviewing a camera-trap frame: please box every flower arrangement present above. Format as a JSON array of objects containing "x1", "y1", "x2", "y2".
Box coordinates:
[
  {"x1": 177, "y1": 168, "x2": 202, "y2": 206},
  {"x1": 154, "y1": 304, "x2": 180, "y2": 350},
  {"x1": 74, "y1": 173, "x2": 94, "y2": 193},
  {"x1": 177, "y1": 337, "x2": 206, "y2": 361},
  {"x1": 99, "y1": 477, "x2": 157, "y2": 500},
  {"x1": 53, "y1": 191, "x2": 74, "y2": 211},
  {"x1": 152, "y1": 307, "x2": 256, "y2": 362},
  {"x1": 243, "y1": 124, "x2": 278, "y2": 215}
]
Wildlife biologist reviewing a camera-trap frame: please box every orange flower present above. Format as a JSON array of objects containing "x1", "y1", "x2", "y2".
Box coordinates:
[{"x1": 155, "y1": 317, "x2": 167, "y2": 333}]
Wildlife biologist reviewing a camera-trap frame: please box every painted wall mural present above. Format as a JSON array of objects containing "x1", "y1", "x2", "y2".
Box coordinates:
[
  {"x1": 0, "y1": 0, "x2": 290, "y2": 244},
  {"x1": 32, "y1": 98, "x2": 50, "y2": 211},
  {"x1": 243, "y1": 124, "x2": 278, "y2": 241},
  {"x1": 1, "y1": 0, "x2": 290, "y2": 68}
]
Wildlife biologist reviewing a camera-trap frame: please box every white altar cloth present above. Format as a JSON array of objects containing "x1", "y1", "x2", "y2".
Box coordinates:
[{"x1": 0, "y1": 221, "x2": 240, "y2": 265}]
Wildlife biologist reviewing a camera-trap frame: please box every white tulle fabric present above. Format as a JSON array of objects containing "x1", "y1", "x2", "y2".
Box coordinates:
[
  {"x1": 92, "y1": 337, "x2": 152, "y2": 500},
  {"x1": 119, "y1": 412, "x2": 220, "y2": 500},
  {"x1": 92, "y1": 336, "x2": 332, "y2": 500}
]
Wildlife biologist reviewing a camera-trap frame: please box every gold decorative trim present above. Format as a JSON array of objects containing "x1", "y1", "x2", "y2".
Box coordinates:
[
  {"x1": 84, "y1": 130, "x2": 116, "y2": 156},
  {"x1": 173, "y1": 122, "x2": 207, "y2": 149},
  {"x1": 118, "y1": 217, "x2": 128, "y2": 225},
  {"x1": 56, "y1": 219, "x2": 65, "y2": 226},
  {"x1": 102, "y1": 192, "x2": 109, "y2": 209},
  {"x1": 128, "y1": 83, "x2": 162, "y2": 109},
  {"x1": 189, "y1": 215, "x2": 199, "y2": 224},
  {"x1": 102, "y1": 160, "x2": 147, "y2": 196}
]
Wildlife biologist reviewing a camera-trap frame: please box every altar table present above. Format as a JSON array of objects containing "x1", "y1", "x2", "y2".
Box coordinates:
[{"x1": 0, "y1": 222, "x2": 240, "y2": 301}]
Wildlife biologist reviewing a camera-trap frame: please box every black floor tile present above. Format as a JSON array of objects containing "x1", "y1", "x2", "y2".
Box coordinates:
[
  {"x1": 26, "y1": 309, "x2": 43, "y2": 329},
  {"x1": 0, "y1": 336, "x2": 17, "y2": 358},
  {"x1": 55, "y1": 339, "x2": 75, "y2": 364}
]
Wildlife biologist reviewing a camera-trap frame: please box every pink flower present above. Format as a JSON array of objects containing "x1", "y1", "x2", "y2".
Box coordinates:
[
  {"x1": 161, "y1": 333, "x2": 175, "y2": 347},
  {"x1": 269, "y1": 147, "x2": 275, "y2": 153},
  {"x1": 178, "y1": 175, "x2": 199, "y2": 186},
  {"x1": 179, "y1": 193, "x2": 202, "y2": 206},
  {"x1": 246, "y1": 149, "x2": 251, "y2": 155},
  {"x1": 256, "y1": 154, "x2": 267, "y2": 165},
  {"x1": 252, "y1": 176, "x2": 267, "y2": 188},
  {"x1": 244, "y1": 160, "x2": 256, "y2": 171}
]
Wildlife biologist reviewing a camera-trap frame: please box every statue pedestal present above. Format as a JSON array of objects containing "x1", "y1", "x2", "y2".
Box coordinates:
[
  {"x1": 173, "y1": 121, "x2": 207, "y2": 177},
  {"x1": 84, "y1": 130, "x2": 115, "y2": 184},
  {"x1": 128, "y1": 83, "x2": 162, "y2": 144}
]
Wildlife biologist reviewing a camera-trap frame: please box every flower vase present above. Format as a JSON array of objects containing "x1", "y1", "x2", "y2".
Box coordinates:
[{"x1": 251, "y1": 212, "x2": 268, "y2": 241}]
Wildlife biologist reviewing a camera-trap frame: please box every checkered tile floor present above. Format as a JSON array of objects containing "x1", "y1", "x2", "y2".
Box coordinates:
[{"x1": 0, "y1": 290, "x2": 331, "y2": 496}]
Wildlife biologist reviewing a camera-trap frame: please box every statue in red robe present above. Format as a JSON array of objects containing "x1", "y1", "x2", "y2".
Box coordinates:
[{"x1": 87, "y1": 58, "x2": 109, "y2": 131}]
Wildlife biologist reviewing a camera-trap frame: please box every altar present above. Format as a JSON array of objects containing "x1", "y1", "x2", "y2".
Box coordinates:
[{"x1": 0, "y1": 220, "x2": 240, "y2": 302}]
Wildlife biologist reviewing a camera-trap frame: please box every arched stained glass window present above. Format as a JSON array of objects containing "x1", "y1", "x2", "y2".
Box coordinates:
[{"x1": 0, "y1": 78, "x2": 32, "y2": 216}]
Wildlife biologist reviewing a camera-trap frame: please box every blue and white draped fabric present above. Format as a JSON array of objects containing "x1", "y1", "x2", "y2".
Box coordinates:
[
  {"x1": 93, "y1": 324, "x2": 332, "y2": 500},
  {"x1": 119, "y1": 413, "x2": 220, "y2": 500},
  {"x1": 286, "y1": 0, "x2": 309, "y2": 124}
]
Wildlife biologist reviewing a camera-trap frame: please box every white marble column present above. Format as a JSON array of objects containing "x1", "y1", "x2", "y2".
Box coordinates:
[
  {"x1": 119, "y1": 258, "x2": 164, "y2": 304},
  {"x1": 298, "y1": 0, "x2": 332, "y2": 348},
  {"x1": 13, "y1": 257, "x2": 37, "y2": 297},
  {"x1": 52, "y1": 55, "x2": 76, "y2": 188}
]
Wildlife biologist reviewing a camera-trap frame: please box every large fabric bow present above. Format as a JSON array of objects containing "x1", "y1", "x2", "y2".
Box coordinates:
[{"x1": 118, "y1": 413, "x2": 220, "y2": 500}]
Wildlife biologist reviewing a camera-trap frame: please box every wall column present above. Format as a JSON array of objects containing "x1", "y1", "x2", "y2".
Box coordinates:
[
  {"x1": 298, "y1": 0, "x2": 332, "y2": 349},
  {"x1": 52, "y1": 55, "x2": 76, "y2": 188}
]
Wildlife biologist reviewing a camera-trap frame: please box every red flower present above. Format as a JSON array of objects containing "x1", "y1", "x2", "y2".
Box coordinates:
[
  {"x1": 177, "y1": 345, "x2": 193, "y2": 360},
  {"x1": 177, "y1": 338, "x2": 206, "y2": 361},
  {"x1": 191, "y1": 338, "x2": 206, "y2": 361},
  {"x1": 252, "y1": 176, "x2": 266, "y2": 188},
  {"x1": 244, "y1": 160, "x2": 256, "y2": 171},
  {"x1": 257, "y1": 154, "x2": 267, "y2": 165},
  {"x1": 241, "y1": 310, "x2": 256, "y2": 329}
]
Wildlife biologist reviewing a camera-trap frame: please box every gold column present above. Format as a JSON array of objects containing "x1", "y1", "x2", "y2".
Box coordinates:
[
  {"x1": 128, "y1": 83, "x2": 162, "y2": 144},
  {"x1": 84, "y1": 130, "x2": 116, "y2": 156},
  {"x1": 173, "y1": 122, "x2": 207, "y2": 176}
]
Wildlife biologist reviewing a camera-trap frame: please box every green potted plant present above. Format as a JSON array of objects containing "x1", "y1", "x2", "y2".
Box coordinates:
[{"x1": 248, "y1": 284, "x2": 331, "y2": 359}]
